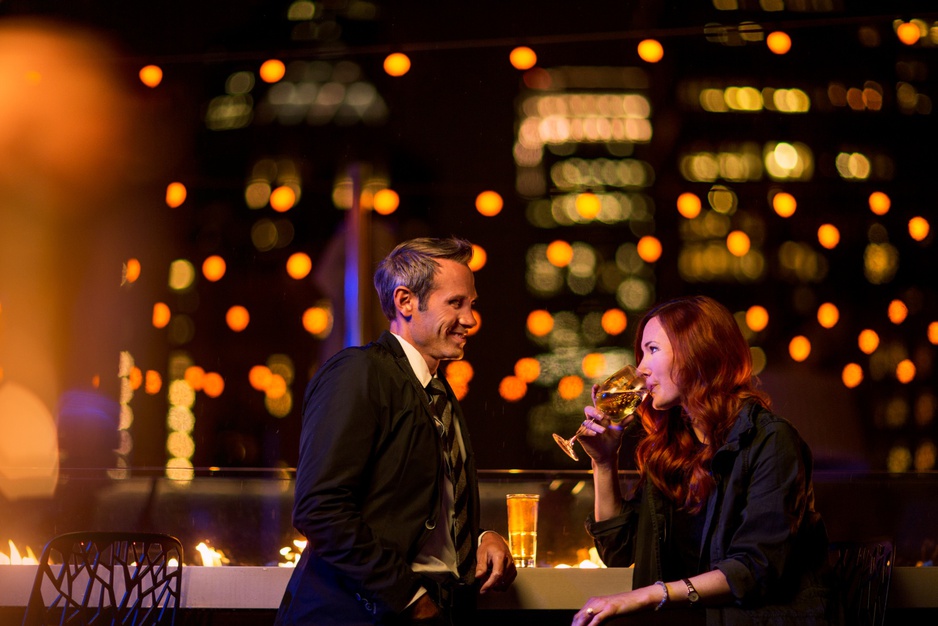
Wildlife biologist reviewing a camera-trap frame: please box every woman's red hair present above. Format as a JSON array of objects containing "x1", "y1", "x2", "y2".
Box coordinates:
[{"x1": 633, "y1": 295, "x2": 770, "y2": 513}]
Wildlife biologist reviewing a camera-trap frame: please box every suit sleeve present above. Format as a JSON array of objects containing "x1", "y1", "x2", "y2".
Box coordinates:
[{"x1": 292, "y1": 350, "x2": 421, "y2": 617}]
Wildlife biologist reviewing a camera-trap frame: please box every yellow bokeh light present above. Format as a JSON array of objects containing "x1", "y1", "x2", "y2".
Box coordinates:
[
  {"x1": 896, "y1": 359, "x2": 916, "y2": 383},
  {"x1": 637, "y1": 39, "x2": 664, "y2": 63},
  {"x1": 888, "y1": 299, "x2": 908, "y2": 324},
  {"x1": 475, "y1": 190, "x2": 503, "y2": 216},
  {"x1": 514, "y1": 357, "x2": 541, "y2": 383},
  {"x1": 499, "y1": 375, "x2": 527, "y2": 402},
  {"x1": 842, "y1": 363, "x2": 863, "y2": 388},
  {"x1": 383, "y1": 52, "x2": 411, "y2": 77},
  {"x1": 766, "y1": 31, "x2": 792, "y2": 55},
  {"x1": 772, "y1": 192, "x2": 797, "y2": 217},
  {"x1": 373, "y1": 189, "x2": 399, "y2": 215},
  {"x1": 139, "y1": 64, "x2": 163, "y2": 88},
  {"x1": 909, "y1": 216, "x2": 930, "y2": 241},
  {"x1": 575, "y1": 192, "x2": 601, "y2": 219},
  {"x1": 817, "y1": 224, "x2": 841, "y2": 250},
  {"x1": 581, "y1": 353, "x2": 607, "y2": 379},
  {"x1": 527, "y1": 310, "x2": 554, "y2": 337},
  {"x1": 302, "y1": 307, "x2": 332, "y2": 336},
  {"x1": 259, "y1": 59, "x2": 286, "y2": 83},
  {"x1": 168, "y1": 259, "x2": 196, "y2": 291},
  {"x1": 636, "y1": 236, "x2": 663, "y2": 263},
  {"x1": 153, "y1": 302, "x2": 171, "y2": 329},
  {"x1": 509, "y1": 46, "x2": 537, "y2": 70},
  {"x1": 928, "y1": 321, "x2": 938, "y2": 345},
  {"x1": 446, "y1": 360, "x2": 475, "y2": 385},
  {"x1": 676, "y1": 192, "x2": 701, "y2": 219},
  {"x1": 145, "y1": 370, "x2": 162, "y2": 395},
  {"x1": 469, "y1": 245, "x2": 487, "y2": 271},
  {"x1": 249, "y1": 365, "x2": 273, "y2": 391},
  {"x1": 467, "y1": 310, "x2": 481, "y2": 336},
  {"x1": 788, "y1": 335, "x2": 811, "y2": 362},
  {"x1": 746, "y1": 305, "x2": 769, "y2": 332},
  {"x1": 124, "y1": 258, "x2": 141, "y2": 283},
  {"x1": 226, "y1": 305, "x2": 250, "y2": 332},
  {"x1": 897, "y1": 22, "x2": 921, "y2": 46},
  {"x1": 868, "y1": 191, "x2": 890, "y2": 215},
  {"x1": 601, "y1": 309, "x2": 627, "y2": 336},
  {"x1": 202, "y1": 372, "x2": 225, "y2": 397},
  {"x1": 558, "y1": 375, "x2": 585, "y2": 400},
  {"x1": 270, "y1": 186, "x2": 296, "y2": 212},
  {"x1": 817, "y1": 303, "x2": 839, "y2": 329},
  {"x1": 726, "y1": 230, "x2": 751, "y2": 257},
  {"x1": 546, "y1": 240, "x2": 574, "y2": 267},
  {"x1": 166, "y1": 182, "x2": 187, "y2": 208},
  {"x1": 858, "y1": 329, "x2": 880, "y2": 354},
  {"x1": 286, "y1": 252, "x2": 312, "y2": 279},
  {"x1": 202, "y1": 255, "x2": 226, "y2": 282}
]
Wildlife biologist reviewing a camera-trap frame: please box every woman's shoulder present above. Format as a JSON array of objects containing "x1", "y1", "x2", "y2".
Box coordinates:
[{"x1": 739, "y1": 401, "x2": 806, "y2": 447}]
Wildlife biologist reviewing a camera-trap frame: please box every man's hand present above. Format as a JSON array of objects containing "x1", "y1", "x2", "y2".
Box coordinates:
[{"x1": 475, "y1": 531, "x2": 517, "y2": 594}]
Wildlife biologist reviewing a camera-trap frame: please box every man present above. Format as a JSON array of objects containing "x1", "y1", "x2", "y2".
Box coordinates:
[{"x1": 275, "y1": 237, "x2": 516, "y2": 625}]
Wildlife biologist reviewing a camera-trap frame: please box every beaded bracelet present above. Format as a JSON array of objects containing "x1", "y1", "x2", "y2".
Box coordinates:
[{"x1": 654, "y1": 580, "x2": 669, "y2": 611}]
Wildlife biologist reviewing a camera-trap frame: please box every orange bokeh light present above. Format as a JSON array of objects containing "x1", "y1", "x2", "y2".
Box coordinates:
[
  {"x1": 676, "y1": 192, "x2": 701, "y2": 219},
  {"x1": 558, "y1": 375, "x2": 585, "y2": 400},
  {"x1": 185, "y1": 366, "x2": 205, "y2": 391},
  {"x1": 166, "y1": 182, "x2": 187, "y2": 208},
  {"x1": 897, "y1": 22, "x2": 921, "y2": 46},
  {"x1": 766, "y1": 31, "x2": 792, "y2": 55},
  {"x1": 383, "y1": 52, "x2": 411, "y2": 77},
  {"x1": 124, "y1": 258, "x2": 141, "y2": 283},
  {"x1": 575, "y1": 192, "x2": 601, "y2": 219},
  {"x1": 129, "y1": 367, "x2": 143, "y2": 390},
  {"x1": 373, "y1": 189, "x2": 399, "y2": 215},
  {"x1": 546, "y1": 240, "x2": 574, "y2": 267},
  {"x1": 152, "y1": 302, "x2": 171, "y2": 328},
  {"x1": 817, "y1": 303, "x2": 840, "y2": 329},
  {"x1": 202, "y1": 255, "x2": 226, "y2": 282},
  {"x1": 226, "y1": 305, "x2": 250, "y2": 332},
  {"x1": 446, "y1": 360, "x2": 475, "y2": 385},
  {"x1": 514, "y1": 357, "x2": 541, "y2": 383},
  {"x1": 909, "y1": 216, "x2": 930, "y2": 241},
  {"x1": 270, "y1": 186, "x2": 296, "y2": 212},
  {"x1": 928, "y1": 321, "x2": 938, "y2": 345},
  {"x1": 637, "y1": 236, "x2": 662, "y2": 263},
  {"x1": 145, "y1": 370, "x2": 162, "y2": 395},
  {"x1": 249, "y1": 365, "x2": 273, "y2": 391},
  {"x1": 499, "y1": 375, "x2": 527, "y2": 402},
  {"x1": 842, "y1": 363, "x2": 864, "y2": 388},
  {"x1": 302, "y1": 307, "x2": 331, "y2": 336},
  {"x1": 888, "y1": 299, "x2": 908, "y2": 324},
  {"x1": 259, "y1": 59, "x2": 286, "y2": 83},
  {"x1": 817, "y1": 224, "x2": 840, "y2": 250},
  {"x1": 746, "y1": 305, "x2": 769, "y2": 332},
  {"x1": 601, "y1": 309, "x2": 627, "y2": 336},
  {"x1": 582, "y1": 353, "x2": 607, "y2": 379},
  {"x1": 726, "y1": 231, "x2": 751, "y2": 257},
  {"x1": 475, "y1": 190, "x2": 503, "y2": 216},
  {"x1": 772, "y1": 192, "x2": 797, "y2": 218},
  {"x1": 509, "y1": 46, "x2": 537, "y2": 70},
  {"x1": 527, "y1": 310, "x2": 554, "y2": 337},
  {"x1": 139, "y1": 64, "x2": 163, "y2": 88},
  {"x1": 287, "y1": 252, "x2": 312, "y2": 279},
  {"x1": 469, "y1": 245, "x2": 487, "y2": 271},
  {"x1": 788, "y1": 336, "x2": 811, "y2": 362},
  {"x1": 637, "y1": 39, "x2": 664, "y2": 63},
  {"x1": 896, "y1": 359, "x2": 916, "y2": 383},
  {"x1": 868, "y1": 191, "x2": 890, "y2": 215},
  {"x1": 858, "y1": 329, "x2": 880, "y2": 354},
  {"x1": 202, "y1": 372, "x2": 225, "y2": 397}
]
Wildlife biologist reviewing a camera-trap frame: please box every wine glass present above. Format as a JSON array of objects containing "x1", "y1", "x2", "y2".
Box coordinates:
[{"x1": 552, "y1": 364, "x2": 648, "y2": 461}]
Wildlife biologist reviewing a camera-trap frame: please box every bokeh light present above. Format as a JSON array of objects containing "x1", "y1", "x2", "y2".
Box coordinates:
[
  {"x1": 226, "y1": 305, "x2": 250, "y2": 332},
  {"x1": 383, "y1": 52, "x2": 411, "y2": 77},
  {"x1": 788, "y1": 335, "x2": 811, "y2": 362},
  {"x1": 896, "y1": 359, "x2": 916, "y2": 383},
  {"x1": 153, "y1": 302, "x2": 171, "y2": 329},
  {"x1": 575, "y1": 192, "x2": 601, "y2": 219},
  {"x1": 145, "y1": 370, "x2": 162, "y2": 395},
  {"x1": 746, "y1": 305, "x2": 769, "y2": 332},
  {"x1": 637, "y1": 39, "x2": 664, "y2": 63},
  {"x1": 817, "y1": 224, "x2": 841, "y2": 249},
  {"x1": 637, "y1": 236, "x2": 662, "y2": 263},
  {"x1": 842, "y1": 363, "x2": 864, "y2": 388},
  {"x1": 527, "y1": 310, "x2": 554, "y2": 336},
  {"x1": 166, "y1": 182, "x2": 187, "y2": 208},
  {"x1": 202, "y1": 372, "x2": 225, "y2": 397},
  {"x1": 509, "y1": 46, "x2": 537, "y2": 70},
  {"x1": 858, "y1": 329, "x2": 880, "y2": 354},
  {"x1": 817, "y1": 303, "x2": 840, "y2": 329},
  {"x1": 124, "y1": 258, "x2": 141, "y2": 284},
  {"x1": 270, "y1": 186, "x2": 296, "y2": 212},
  {"x1": 888, "y1": 299, "x2": 908, "y2": 324},
  {"x1": 373, "y1": 189, "x2": 399, "y2": 215},
  {"x1": 929, "y1": 322, "x2": 938, "y2": 345},
  {"x1": 909, "y1": 216, "x2": 930, "y2": 241},
  {"x1": 558, "y1": 375, "x2": 585, "y2": 400},
  {"x1": 766, "y1": 31, "x2": 792, "y2": 55},
  {"x1": 772, "y1": 192, "x2": 797, "y2": 217},
  {"x1": 184, "y1": 366, "x2": 205, "y2": 391},
  {"x1": 897, "y1": 21, "x2": 921, "y2": 46},
  {"x1": 475, "y1": 190, "x2": 504, "y2": 216},
  {"x1": 868, "y1": 191, "x2": 890, "y2": 215},
  {"x1": 168, "y1": 259, "x2": 196, "y2": 291},
  {"x1": 469, "y1": 245, "x2": 487, "y2": 271},
  {"x1": 601, "y1": 309, "x2": 627, "y2": 335},
  {"x1": 546, "y1": 240, "x2": 574, "y2": 267},
  {"x1": 676, "y1": 192, "x2": 701, "y2": 219},
  {"x1": 286, "y1": 252, "x2": 312, "y2": 279},
  {"x1": 202, "y1": 255, "x2": 226, "y2": 282},
  {"x1": 139, "y1": 64, "x2": 163, "y2": 87},
  {"x1": 581, "y1": 353, "x2": 607, "y2": 379},
  {"x1": 499, "y1": 375, "x2": 527, "y2": 402},
  {"x1": 249, "y1": 365, "x2": 272, "y2": 391},
  {"x1": 514, "y1": 357, "x2": 541, "y2": 383},
  {"x1": 259, "y1": 59, "x2": 286, "y2": 83},
  {"x1": 446, "y1": 360, "x2": 474, "y2": 385},
  {"x1": 726, "y1": 230, "x2": 751, "y2": 257},
  {"x1": 302, "y1": 306, "x2": 332, "y2": 336}
]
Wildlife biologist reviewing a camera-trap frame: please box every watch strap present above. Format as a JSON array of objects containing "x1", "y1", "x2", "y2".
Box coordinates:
[{"x1": 681, "y1": 577, "x2": 700, "y2": 606}]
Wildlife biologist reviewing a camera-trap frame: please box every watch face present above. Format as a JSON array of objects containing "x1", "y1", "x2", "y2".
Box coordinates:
[{"x1": 688, "y1": 590, "x2": 700, "y2": 602}]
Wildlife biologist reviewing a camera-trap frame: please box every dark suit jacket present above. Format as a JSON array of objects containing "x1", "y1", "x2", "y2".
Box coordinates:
[{"x1": 275, "y1": 331, "x2": 481, "y2": 625}]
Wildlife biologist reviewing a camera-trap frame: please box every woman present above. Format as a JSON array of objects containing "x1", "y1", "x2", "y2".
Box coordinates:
[{"x1": 572, "y1": 296, "x2": 835, "y2": 625}]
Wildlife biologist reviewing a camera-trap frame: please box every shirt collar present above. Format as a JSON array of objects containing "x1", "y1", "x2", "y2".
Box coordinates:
[{"x1": 391, "y1": 332, "x2": 433, "y2": 388}]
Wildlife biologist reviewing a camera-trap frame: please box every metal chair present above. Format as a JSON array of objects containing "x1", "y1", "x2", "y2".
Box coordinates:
[
  {"x1": 828, "y1": 539, "x2": 893, "y2": 626},
  {"x1": 22, "y1": 531, "x2": 183, "y2": 626}
]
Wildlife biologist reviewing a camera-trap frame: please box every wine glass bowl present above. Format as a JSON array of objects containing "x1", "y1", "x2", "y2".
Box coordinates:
[{"x1": 552, "y1": 364, "x2": 647, "y2": 461}]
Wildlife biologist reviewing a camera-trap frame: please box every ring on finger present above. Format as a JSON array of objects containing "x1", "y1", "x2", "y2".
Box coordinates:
[{"x1": 586, "y1": 607, "x2": 594, "y2": 615}]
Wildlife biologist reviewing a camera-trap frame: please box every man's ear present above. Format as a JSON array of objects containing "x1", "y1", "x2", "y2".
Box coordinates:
[{"x1": 393, "y1": 286, "x2": 416, "y2": 319}]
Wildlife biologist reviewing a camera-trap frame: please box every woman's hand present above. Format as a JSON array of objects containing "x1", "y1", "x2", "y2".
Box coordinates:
[
  {"x1": 571, "y1": 586, "x2": 660, "y2": 625},
  {"x1": 576, "y1": 385, "x2": 628, "y2": 465}
]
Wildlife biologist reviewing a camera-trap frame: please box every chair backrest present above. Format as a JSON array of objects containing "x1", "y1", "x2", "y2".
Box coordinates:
[
  {"x1": 22, "y1": 531, "x2": 183, "y2": 626},
  {"x1": 828, "y1": 539, "x2": 893, "y2": 626}
]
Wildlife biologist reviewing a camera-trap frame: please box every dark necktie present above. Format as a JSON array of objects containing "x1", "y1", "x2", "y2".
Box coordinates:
[{"x1": 427, "y1": 377, "x2": 472, "y2": 581}]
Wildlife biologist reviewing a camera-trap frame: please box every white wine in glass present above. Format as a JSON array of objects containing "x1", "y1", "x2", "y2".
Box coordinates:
[{"x1": 552, "y1": 364, "x2": 647, "y2": 461}]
